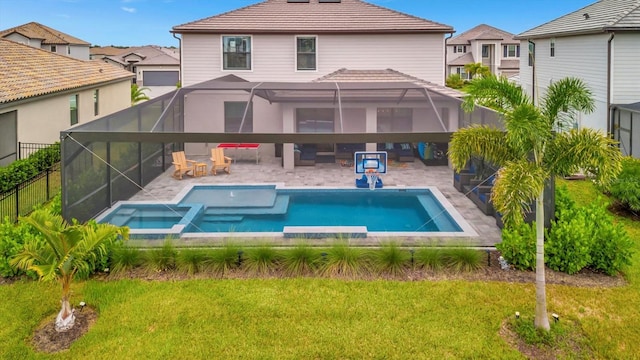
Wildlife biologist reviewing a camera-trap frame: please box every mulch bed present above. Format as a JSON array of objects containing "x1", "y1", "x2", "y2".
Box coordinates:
[{"x1": 32, "y1": 307, "x2": 97, "y2": 353}]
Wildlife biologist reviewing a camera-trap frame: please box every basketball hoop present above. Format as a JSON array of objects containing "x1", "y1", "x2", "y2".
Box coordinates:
[{"x1": 365, "y1": 169, "x2": 378, "y2": 190}]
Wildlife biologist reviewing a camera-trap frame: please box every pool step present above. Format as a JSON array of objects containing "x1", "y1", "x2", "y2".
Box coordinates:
[
  {"x1": 204, "y1": 195, "x2": 289, "y2": 215},
  {"x1": 202, "y1": 215, "x2": 244, "y2": 223}
]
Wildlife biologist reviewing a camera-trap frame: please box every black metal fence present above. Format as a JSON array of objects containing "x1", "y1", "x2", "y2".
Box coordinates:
[
  {"x1": 0, "y1": 163, "x2": 60, "y2": 223},
  {"x1": 19, "y1": 142, "x2": 58, "y2": 160}
]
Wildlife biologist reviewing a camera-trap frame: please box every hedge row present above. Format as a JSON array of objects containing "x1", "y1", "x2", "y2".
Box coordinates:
[{"x1": 0, "y1": 143, "x2": 60, "y2": 193}]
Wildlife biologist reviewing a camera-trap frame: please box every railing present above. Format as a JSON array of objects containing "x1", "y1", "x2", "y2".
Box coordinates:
[
  {"x1": 19, "y1": 142, "x2": 59, "y2": 160},
  {"x1": 0, "y1": 163, "x2": 60, "y2": 223}
]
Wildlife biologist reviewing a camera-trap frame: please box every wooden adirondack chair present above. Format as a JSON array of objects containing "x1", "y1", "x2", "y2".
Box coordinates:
[
  {"x1": 210, "y1": 148, "x2": 232, "y2": 175},
  {"x1": 171, "y1": 151, "x2": 196, "y2": 179}
]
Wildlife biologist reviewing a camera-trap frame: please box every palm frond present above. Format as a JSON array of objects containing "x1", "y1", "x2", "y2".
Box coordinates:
[
  {"x1": 491, "y1": 160, "x2": 547, "y2": 227},
  {"x1": 504, "y1": 103, "x2": 550, "y2": 158},
  {"x1": 448, "y1": 126, "x2": 514, "y2": 171},
  {"x1": 541, "y1": 77, "x2": 595, "y2": 129},
  {"x1": 546, "y1": 128, "x2": 623, "y2": 186},
  {"x1": 462, "y1": 75, "x2": 531, "y2": 114}
]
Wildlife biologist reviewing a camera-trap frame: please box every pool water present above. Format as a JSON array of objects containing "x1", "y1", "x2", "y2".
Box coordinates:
[{"x1": 98, "y1": 185, "x2": 469, "y2": 238}]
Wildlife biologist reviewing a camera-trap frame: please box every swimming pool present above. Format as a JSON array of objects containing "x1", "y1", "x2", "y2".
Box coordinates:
[{"x1": 96, "y1": 184, "x2": 477, "y2": 239}]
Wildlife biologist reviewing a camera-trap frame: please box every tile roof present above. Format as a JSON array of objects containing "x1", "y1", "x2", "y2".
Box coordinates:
[
  {"x1": 90, "y1": 46, "x2": 128, "y2": 57},
  {"x1": 0, "y1": 39, "x2": 133, "y2": 104},
  {"x1": 448, "y1": 53, "x2": 475, "y2": 66},
  {"x1": 0, "y1": 22, "x2": 90, "y2": 45},
  {"x1": 314, "y1": 68, "x2": 463, "y2": 98},
  {"x1": 172, "y1": 0, "x2": 453, "y2": 34},
  {"x1": 449, "y1": 24, "x2": 517, "y2": 45},
  {"x1": 518, "y1": 0, "x2": 640, "y2": 39},
  {"x1": 100, "y1": 45, "x2": 180, "y2": 66}
]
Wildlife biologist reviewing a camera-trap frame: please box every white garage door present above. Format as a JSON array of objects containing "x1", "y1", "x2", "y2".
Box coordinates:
[{"x1": 143, "y1": 71, "x2": 179, "y2": 86}]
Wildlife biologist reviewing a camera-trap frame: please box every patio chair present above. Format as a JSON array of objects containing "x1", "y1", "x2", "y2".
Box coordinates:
[
  {"x1": 210, "y1": 148, "x2": 232, "y2": 175},
  {"x1": 171, "y1": 151, "x2": 197, "y2": 180}
]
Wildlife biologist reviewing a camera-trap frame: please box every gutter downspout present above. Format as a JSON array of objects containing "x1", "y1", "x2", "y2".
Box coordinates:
[
  {"x1": 444, "y1": 32, "x2": 454, "y2": 83},
  {"x1": 607, "y1": 32, "x2": 615, "y2": 135},
  {"x1": 172, "y1": 32, "x2": 182, "y2": 87}
]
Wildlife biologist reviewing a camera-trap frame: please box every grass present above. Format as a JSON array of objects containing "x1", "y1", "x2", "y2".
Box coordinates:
[{"x1": 0, "y1": 179, "x2": 639, "y2": 358}]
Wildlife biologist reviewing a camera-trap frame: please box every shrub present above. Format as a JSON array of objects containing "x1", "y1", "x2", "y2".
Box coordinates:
[
  {"x1": 608, "y1": 157, "x2": 640, "y2": 212},
  {"x1": 243, "y1": 245, "x2": 280, "y2": 275},
  {"x1": 204, "y1": 243, "x2": 241, "y2": 276},
  {"x1": 497, "y1": 222, "x2": 536, "y2": 271},
  {"x1": 414, "y1": 247, "x2": 445, "y2": 271},
  {"x1": 586, "y1": 203, "x2": 634, "y2": 276},
  {"x1": 281, "y1": 243, "x2": 320, "y2": 276},
  {"x1": 110, "y1": 245, "x2": 143, "y2": 274},
  {"x1": 0, "y1": 217, "x2": 43, "y2": 278},
  {"x1": 369, "y1": 242, "x2": 409, "y2": 276},
  {"x1": 0, "y1": 143, "x2": 60, "y2": 193},
  {"x1": 320, "y1": 242, "x2": 365, "y2": 278},
  {"x1": 546, "y1": 211, "x2": 593, "y2": 274},
  {"x1": 442, "y1": 248, "x2": 483, "y2": 272},
  {"x1": 554, "y1": 184, "x2": 577, "y2": 220},
  {"x1": 176, "y1": 249, "x2": 208, "y2": 275},
  {"x1": 144, "y1": 240, "x2": 177, "y2": 272},
  {"x1": 445, "y1": 73, "x2": 465, "y2": 89}
]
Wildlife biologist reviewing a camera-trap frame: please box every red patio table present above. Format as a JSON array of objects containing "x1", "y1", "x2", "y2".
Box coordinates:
[{"x1": 217, "y1": 143, "x2": 260, "y2": 164}]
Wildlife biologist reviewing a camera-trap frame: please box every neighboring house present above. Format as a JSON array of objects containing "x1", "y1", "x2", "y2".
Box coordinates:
[
  {"x1": 96, "y1": 45, "x2": 180, "y2": 98},
  {"x1": 0, "y1": 39, "x2": 133, "y2": 166},
  {"x1": 517, "y1": 0, "x2": 640, "y2": 158},
  {"x1": 0, "y1": 22, "x2": 91, "y2": 60},
  {"x1": 171, "y1": 0, "x2": 471, "y2": 169},
  {"x1": 446, "y1": 24, "x2": 520, "y2": 79},
  {"x1": 90, "y1": 46, "x2": 127, "y2": 60}
]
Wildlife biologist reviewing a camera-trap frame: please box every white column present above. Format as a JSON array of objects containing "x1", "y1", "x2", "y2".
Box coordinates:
[
  {"x1": 365, "y1": 106, "x2": 377, "y2": 152},
  {"x1": 282, "y1": 106, "x2": 295, "y2": 170}
]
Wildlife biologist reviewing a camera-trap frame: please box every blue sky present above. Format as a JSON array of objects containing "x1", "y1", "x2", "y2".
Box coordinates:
[{"x1": 0, "y1": 0, "x2": 597, "y2": 47}]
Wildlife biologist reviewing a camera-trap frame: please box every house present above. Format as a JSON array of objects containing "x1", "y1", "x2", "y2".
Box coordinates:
[
  {"x1": 90, "y1": 46, "x2": 127, "y2": 60},
  {"x1": 0, "y1": 22, "x2": 91, "y2": 60},
  {"x1": 516, "y1": 0, "x2": 640, "y2": 157},
  {"x1": 95, "y1": 45, "x2": 180, "y2": 98},
  {"x1": 59, "y1": 0, "x2": 503, "y2": 222},
  {"x1": 446, "y1": 24, "x2": 520, "y2": 80},
  {"x1": 0, "y1": 39, "x2": 134, "y2": 166},
  {"x1": 170, "y1": 0, "x2": 473, "y2": 169}
]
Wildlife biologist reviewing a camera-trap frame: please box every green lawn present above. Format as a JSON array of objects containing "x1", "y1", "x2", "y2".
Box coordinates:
[{"x1": 1, "y1": 180, "x2": 639, "y2": 359}]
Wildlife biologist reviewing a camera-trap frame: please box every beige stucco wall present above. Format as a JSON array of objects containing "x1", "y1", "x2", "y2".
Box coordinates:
[{"x1": 0, "y1": 80, "x2": 131, "y2": 144}]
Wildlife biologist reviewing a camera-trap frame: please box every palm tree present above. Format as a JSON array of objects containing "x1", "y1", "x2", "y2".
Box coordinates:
[
  {"x1": 131, "y1": 84, "x2": 150, "y2": 105},
  {"x1": 449, "y1": 75, "x2": 622, "y2": 330},
  {"x1": 464, "y1": 62, "x2": 491, "y2": 79},
  {"x1": 10, "y1": 210, "x2": 128, "y2": 332}
]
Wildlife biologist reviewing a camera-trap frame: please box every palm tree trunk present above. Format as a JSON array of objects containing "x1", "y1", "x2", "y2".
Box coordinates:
[
  {"x1": 534, "y1": 190, "x2": 551, "y2": 330},
  {"x1": 55, "y1": 276, "x2": 75, "y2": 332}
]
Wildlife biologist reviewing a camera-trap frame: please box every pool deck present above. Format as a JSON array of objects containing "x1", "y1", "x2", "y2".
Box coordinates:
[{"x1": 127, "y1": 146, "x2": 501, "y2": 247}]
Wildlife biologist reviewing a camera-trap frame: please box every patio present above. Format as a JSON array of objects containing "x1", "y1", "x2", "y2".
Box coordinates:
[{"x1": 125, "y1": 144, "x2": 502, "y2": 247}]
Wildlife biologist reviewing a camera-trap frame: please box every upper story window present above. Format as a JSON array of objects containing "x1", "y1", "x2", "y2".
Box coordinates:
[
  {"x1": 453, "y1": 45, "x2": 466, "y2": 53},
  {"x1": 550, "y1": 38, "x2": 556, "y2": 57},
  {"x1": 482, "y1": 45, "x2": 490, "y2": 58},
  {"x1": 296, "y1": 36, "x2": 317, "y2": 71},
  {"x1": 93, "y1": 89, "x2": 99, "y2": 116},
  {"x1": 67, "y1": 46, "x2": 71, "y2": 55},
  {"x1": 50, "y1": 45, "x2": 57, "y2": 53},
  {"x1": 70, "y1": 94, "x2": 78, "y2": 125},
  {"x1": 222, "y1": 36, "x2": 252, "y2": 70},
  {"x1": 528, "y1": 42, "x2": 535, "y2": 67},
  {"x1": 503, "y1": 45, "x2": 520, "y2": 58}
]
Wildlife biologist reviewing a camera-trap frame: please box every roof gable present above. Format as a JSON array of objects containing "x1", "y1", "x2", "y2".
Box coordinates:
[
  {"x1": 449, "y1": 24, "x2": 516, "y2": 45},
  {"x1": 0, "y1": 39, "x2": 133, "y2": 104},
  {"x1": 518, "y1": 0, "x2": 640, "y2": 39},
  {"x1": 0, "y1": 22, "x2": 90, "y2": 45},
  {"x1": 172, "y1": 0, "x2": 453, "y2": 34}
]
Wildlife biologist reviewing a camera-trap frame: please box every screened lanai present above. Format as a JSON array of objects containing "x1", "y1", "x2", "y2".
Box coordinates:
[{"x1": 61, "y1": 78, "x2": 502, "y2": 222}]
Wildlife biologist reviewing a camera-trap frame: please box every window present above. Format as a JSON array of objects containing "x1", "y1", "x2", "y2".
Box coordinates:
[
  {"x1": 224, "y1": 102, "x2": 253, "y2": 132},
  {"x1": 455, "y1": 67, "x2": 470, "y2": 80},
  {"x1": 93, "y1": 89, "x2": 99, "y2": 116},
  {"x1": 70, "y1": 94, "x2": 78, "y2": 125},
  {"x1": 296, "y1": 36, "x2": 317, "y2": 71},
  {"x1": 296, "y1": 108, "x2": 334, "y2": 133},
  {"x1": 503, "y1": 45, "x2": 520, "y2": 58},
  {"x1": 222, "y1": 36, "x2": 252, "y2": 70},
  {"x1": 550, "y1": 38, "x2": 555, "y2": 57},
  {"x1": 50, "y1": 45, "x2": 57, "y2": 53},
  {"x1": 377, "y1": 108, "x2": 413, "y2": 133},
  {"x1": 528, "y1": 42, "x2": 535, "y2": 67},
  {"x1": 482, "y1": 45, "x2": 489, "y2": 58},
  {"x1": 67, "y1": 46, "x2": 71, "y2": 55},
  {"x1": 453, "y1": 45, "x2": 466, "y2": 53}
]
